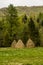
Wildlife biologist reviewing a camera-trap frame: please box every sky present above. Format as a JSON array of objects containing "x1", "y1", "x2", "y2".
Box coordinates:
[{"x1": 0, "y1": 0, "x2": 43, "y2": 8}]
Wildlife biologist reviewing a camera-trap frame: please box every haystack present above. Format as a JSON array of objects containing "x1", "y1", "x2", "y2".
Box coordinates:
[
  {"x1": 26, "y1": 39, "x2": 35, "y2": 48},
  {"x1": 15, "y1": 39, "x2": 25, "y2": 48},
  {"x1": 11, "y1": 40, "x2": 17, "y2": 48}
]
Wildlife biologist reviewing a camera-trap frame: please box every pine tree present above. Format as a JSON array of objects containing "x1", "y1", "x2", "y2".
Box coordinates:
[
  {"x1": 22, "y1": 14, "x2": 27, "y2": 24},
  {"x1": 28, "y1": 17, "x2": 40, "y2": 46},
  {"x1": 6, "y1": 4, "x2": 19, "y2": 43}
]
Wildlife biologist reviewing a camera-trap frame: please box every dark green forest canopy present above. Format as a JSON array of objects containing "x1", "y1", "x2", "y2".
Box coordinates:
[{"x1": 0, "y1": 4, "x2": 43, "y2": 47}]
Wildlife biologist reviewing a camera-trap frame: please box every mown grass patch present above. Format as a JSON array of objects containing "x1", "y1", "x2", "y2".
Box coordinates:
[{"x1": 0, "y1": 47, "x2": 43, "y2": 65}]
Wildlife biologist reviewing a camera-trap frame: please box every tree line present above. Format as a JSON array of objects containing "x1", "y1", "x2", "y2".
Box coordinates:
[{"x1": 0, "y1": 4, "x2": 43, "y2": 47}]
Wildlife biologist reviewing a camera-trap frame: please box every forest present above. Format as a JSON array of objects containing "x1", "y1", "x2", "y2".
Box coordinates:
[{"x1": 0, "y1": 4, "x2": 43, "y2": 47}]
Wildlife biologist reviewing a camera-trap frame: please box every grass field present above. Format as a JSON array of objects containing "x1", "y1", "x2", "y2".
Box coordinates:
[{"x1": 0, "y1": 47, "x2": 43, "y2": 65}]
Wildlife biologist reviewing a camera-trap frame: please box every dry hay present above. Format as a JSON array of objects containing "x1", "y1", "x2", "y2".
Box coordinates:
[
  {"x1": 15, "y1": 39, "x2": 25, "y2": 48},
  {"x1": 26, "y1": 39, "x2": 35, "y2": 48},
  {"x1": 11, "y1": 40, "x2": 17, "y2": 48}
]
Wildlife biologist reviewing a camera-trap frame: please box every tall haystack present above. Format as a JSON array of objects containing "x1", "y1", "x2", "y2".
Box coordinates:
[
  {"x1": 26, "y1": 39, "x2": 35, "y2": 48},
  {"x1": 15, "y1": 39, "x2": 25, "y2": 48},
  {"x1": 11, "y1": 40, "x2": 17, "y2": 48}
]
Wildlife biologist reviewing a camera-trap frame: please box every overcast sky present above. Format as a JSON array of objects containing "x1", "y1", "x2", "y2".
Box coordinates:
[{"x1": 0, "y1": 0, "x2": 43, "y2": 8}]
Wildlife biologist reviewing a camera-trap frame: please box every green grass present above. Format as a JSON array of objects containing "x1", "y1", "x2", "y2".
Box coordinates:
[{"x1": 0, "y1": 47, "x2": 43, "y2": 65}]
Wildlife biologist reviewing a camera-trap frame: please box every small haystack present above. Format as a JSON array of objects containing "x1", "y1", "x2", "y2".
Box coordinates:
[
  {"x1": 15, "y1": 39, "x2": 25, "y2": 48},
  {"x1": 11, "y1": 40, "x2": 17, "y2": 48},
  {"x1": 26, "y1": 39, "x2": 35, "y2": 48}
]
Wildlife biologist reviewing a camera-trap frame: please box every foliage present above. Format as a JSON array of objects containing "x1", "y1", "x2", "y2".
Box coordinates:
[
  {"x1": 39, "y1": 27, "x2": 43, "y2": 46},
  {"x1": 28, "y1": 17, "x2": 40, "y2": 46},
  {"x1": 6, "y1": 4, "x2": 20, "y2": 45},
  {"x1": 0, "y1": 4, "x2": 43, "y2": 47}
]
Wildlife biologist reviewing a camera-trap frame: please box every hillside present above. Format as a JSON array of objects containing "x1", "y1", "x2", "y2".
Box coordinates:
[
  {"x1": 0, "y1": 6, "x2": 43, "y2": 17},
  {"x1": 16, "y1": 6, "x2": 43, "y2": 16}
]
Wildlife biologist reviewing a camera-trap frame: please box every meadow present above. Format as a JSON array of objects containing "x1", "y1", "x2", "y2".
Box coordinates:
[{"x1": 0, "y1": 47, "x2": 43, "y2": 65}]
